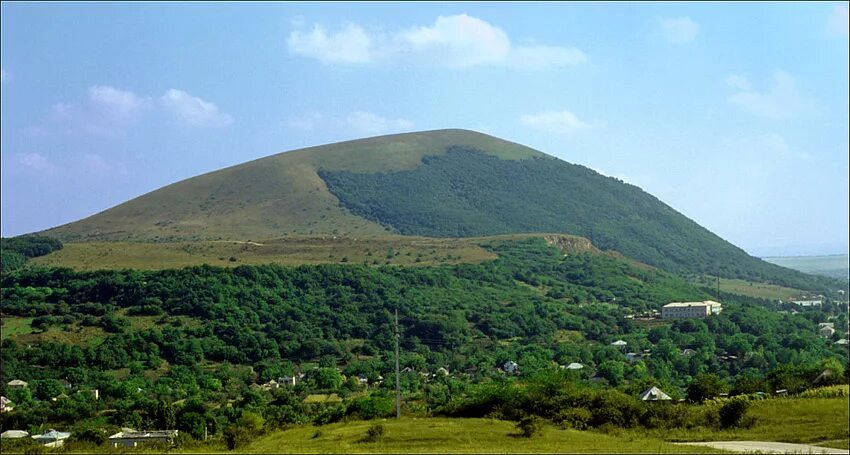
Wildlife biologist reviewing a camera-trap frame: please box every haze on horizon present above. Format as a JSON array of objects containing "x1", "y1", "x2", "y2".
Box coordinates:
[{"x1": 1, "y1": 2, "x2": 848, "y2": 257}]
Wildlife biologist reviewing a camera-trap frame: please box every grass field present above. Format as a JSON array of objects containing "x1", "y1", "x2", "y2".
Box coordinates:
[
  {"x1": 28, "y1": 233, "x2": 597, "y2": 271},
  {"x1": 762, "y1": 254, "x2": 849, "y2": 280},
  {"x1": 693, "y1": 277, "x2": 807, "y2": 301},
  {"x1": 642, "y1": 396, "x2": 849, "y2": 448},
  {"x1": 231, "y1": 418, "x2": 725, "y2": 454}
]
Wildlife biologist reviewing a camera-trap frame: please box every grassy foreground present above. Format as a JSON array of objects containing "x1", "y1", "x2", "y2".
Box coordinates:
[
  {"x1": 638, "y1": 396, "x2": 850, "y2": 449},
  {"x1": 230, "y1": 418, "x2": 725, "y2": 454}
]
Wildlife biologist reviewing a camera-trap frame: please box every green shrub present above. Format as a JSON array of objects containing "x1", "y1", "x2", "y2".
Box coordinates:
[
  {"x1": 362, "y1": 423, "x2": 385, "y2": 442},
  {"x1": 515, "y1": 415, "x2": 542, "y2": 438},
  {"x1": 553, "y1": 407, "x2": 592, "y2": 430},
  {"x1": 798, "y1": 385, "x2": 849, "y2": 399},
  {"x1": 718, "y1": 398, "x2": 750, "y2": 428},
  {"x1": 223, "y1": 425, "x2": 253, "y2": 450}
]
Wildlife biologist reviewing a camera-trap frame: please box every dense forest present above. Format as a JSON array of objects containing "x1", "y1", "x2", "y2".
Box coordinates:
[
  {"x1": 1, "y1": 238, "x2": 847, "y2": 448},
  {"x1": 0, "y1": 236, "x2": 63, "y2": 273},
  {"x1": 321, "y1": 147, "x2": 841, "y2": 291}
]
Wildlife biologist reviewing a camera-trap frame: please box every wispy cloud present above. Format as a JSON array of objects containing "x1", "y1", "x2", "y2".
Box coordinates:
[
  {"x1": 288, "y1": 14, "x2": 585, "y2": 70},
  {"x1": 47, "y1": 85, "x2": 152, "y2": 137},
  {"x1": 285, "y1": 110, "x2": 414, "y2": 135},
  {"x1": 656, "y1": 17, "x2": 699, "y2": 44},
  {"x1": 828, "y1": 4, "x2": 849, "y2": 36},
  {"x1": 17, "y1": 152, "x2": 59, "y2": 174},
  {"x1": 159, "y1": 89, "x2": 234, "y2": 127},
  {"x1": 726, "y1": 70, "x2": 817, "y2": 119},
  {"x1": 37, "y1": 86, "x2": 232, "y2": 136},
  {"x1": 341, "y1": 110, "x2": 413, "y2": 135},
  {"x1": 520, "y1": 110, "x2": 601, "y2": 134},
  {"x1": 288, "y1": 23, "x2": 374, "y2": 64},
  {"x1": 724, "y1": 75, "x2": 751, "y2": 91}
]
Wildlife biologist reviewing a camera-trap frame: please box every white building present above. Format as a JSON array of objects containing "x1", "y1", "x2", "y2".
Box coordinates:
[
  {"x1": 108, "y1": 430, "x2": 178, "y2": 448},
  {"x1": 503, "y1": 361, "x2": 518, "y2": 374},
  {"x1": 32, "y1": 430, "x2": 71, "y2": 448},
  {"x1": 661, "y1": 301, "x2": 722, "y2": 319},
  {"x1": 791, "y1": 300, "x2": 823, "y2": 307},
  {"x1": 0, "y1": 396, "x2": 13, "y2": 413},
  {"x1": 639, "y1": 386, "x2": 672, "y2": 401},
  {"x1": 0, "y1": 430, "x2": 29, "y2": 439}
]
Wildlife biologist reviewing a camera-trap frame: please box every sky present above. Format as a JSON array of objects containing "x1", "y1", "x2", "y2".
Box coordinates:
[{"x1": 1, "y1": 2, "x2": 848, "y2": 257}]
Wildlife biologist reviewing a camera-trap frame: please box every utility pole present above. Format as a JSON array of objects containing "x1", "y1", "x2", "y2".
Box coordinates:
[
  {"x1": 395, "y1": 308, "x2": 401, "y2": 420},
  {"x1": 716, "y1": 272, "x2": 720, "y2": 301}
]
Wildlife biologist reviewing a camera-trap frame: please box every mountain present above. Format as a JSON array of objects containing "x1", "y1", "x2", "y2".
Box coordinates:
[{"x1": 40, "y1": 129, "x2": 832, "y2": 289}]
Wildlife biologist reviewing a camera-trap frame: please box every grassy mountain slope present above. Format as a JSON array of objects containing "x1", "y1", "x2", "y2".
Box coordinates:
[
  {"x1": 42, "y1": 129, "x2": 544, "y2": 242},
  {"x1": 320, "y1": 146, "x2": 836, "y2": 289},
  {"x1": 37, "y1": 129, "x2": 836, "y2": 289}
]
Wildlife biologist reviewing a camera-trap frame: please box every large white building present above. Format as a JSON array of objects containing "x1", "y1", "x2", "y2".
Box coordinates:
[{"x1": 661, "y1": 301, "x2": 722, "y2": 319}]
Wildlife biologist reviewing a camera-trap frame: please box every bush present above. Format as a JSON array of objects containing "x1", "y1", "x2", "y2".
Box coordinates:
[
  {"x1": 798, "y1": 385, "x2": 849, "y2": 399},
  {"x1": 223, "y1": 425, "x2": 252, "y2": 450},
  {"x1": 515, "y1": 415, "x2": 542, "y2": 438},
  {"x1": 553, "y1": 407, "x2": 592, "y2": 430},
  {"x1": 718, "y1": 399, "x2": 750, "y2": 428},
  {"x1": 362, "y1": 423, "x2": 385, "y2": 442}
]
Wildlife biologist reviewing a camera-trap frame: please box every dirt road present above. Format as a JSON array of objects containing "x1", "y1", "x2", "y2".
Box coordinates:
[{"x1": 677, "y1": 441, "x2": 849, "y2": 454}]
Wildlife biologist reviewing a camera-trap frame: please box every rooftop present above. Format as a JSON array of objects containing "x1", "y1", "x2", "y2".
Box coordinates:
[{"x1": 663, "y1": 300, "x2": 722, "y2": 308}]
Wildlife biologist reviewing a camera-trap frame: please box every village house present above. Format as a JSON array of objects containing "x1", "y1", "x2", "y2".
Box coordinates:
[
  {"x1": 0, "y1": 396, "x2": 13, "y2": 413},
  {"x1": 681, "y1": 348, "x2": 697, "y2": 357},
  {"x1": 108, "y1": 429, "x2": 178, "y2": 448},
  {"x1": 562, "y1": 362, "x2": 584, "y2": 370},
  {"x1": 819, "y1": 326, "x2": 836, "y2": 338},
  {"x1": 435, "y1": 367, "x2": 449, "y2": 377},
  {"x1": 639, "y1": 386, "x2": 672, "y2": 401},
  {"x1": 0, "y1": 430, "x2": 29, "y2": 439},
  {"x1": 7, "y1": 379, "x2": 28, "y2": 389},
  {"x1": 277, "y1": 375, "x2": 296, "y2": 386},
  {"x1": 610, "y1": 340, "x2": 628, "y2": 349},
  {"x1": 791, "y1": 299, "x2": 823, "y2": 307},
  {"x1": 835, "y1": 339, "x2": 849, "y2": 346},
  {"x1": 32, "y1": 429, "x2": 71, "y2": 447},
  {"x1": 503, "y1": 361, "x2": 519, "y2": 374},
  {"x1": 661, "y1": 301, "x2": 722, "y2": 319}
]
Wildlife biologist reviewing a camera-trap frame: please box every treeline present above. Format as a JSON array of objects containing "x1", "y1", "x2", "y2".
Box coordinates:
[
  {"x1": 0, "y1": 235, "x2": 63, "y2": 273},
  {"x1": 320, "y1": 147, "x2": 844, "y2": 292},
  {"x1": 1, "y1": 239, "x2": 845, "y2": 392}
]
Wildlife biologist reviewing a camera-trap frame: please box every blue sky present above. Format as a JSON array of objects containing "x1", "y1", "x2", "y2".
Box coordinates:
[{"x1": 2, "y1": 2, "x2": 848, "y2": 256}]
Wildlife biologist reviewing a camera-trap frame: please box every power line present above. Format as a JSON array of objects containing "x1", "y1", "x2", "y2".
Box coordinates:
[{"x1": 395, "y1": 307, "x2": 401, "y2": 420}]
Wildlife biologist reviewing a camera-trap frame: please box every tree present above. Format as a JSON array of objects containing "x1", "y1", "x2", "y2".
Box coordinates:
[
  {"x1": 597, "y1": 360, "x2": 625, "y2": 387},
  {"x1": 156, "y1": 400, "x2": 176, "y2": 430},
  {"x1": 687, "y1": 373, "x2": 727, "y2": 403}
]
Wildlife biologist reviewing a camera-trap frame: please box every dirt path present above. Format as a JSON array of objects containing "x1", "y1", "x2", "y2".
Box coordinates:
[{"x1": 677, "y1": 441, "x2": 849, "y2": 454}]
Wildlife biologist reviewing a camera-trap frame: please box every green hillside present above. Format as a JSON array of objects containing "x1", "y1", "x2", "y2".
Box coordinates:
[
  {"x1": 41, "y1": 129, "x2": 543, "y2": 243},
  {"x1": 320, "y1": 146, "x2": 834, "y2": 290},
  {"x1": 37, "y1": 129, "x2": 836, "y2": 290}
]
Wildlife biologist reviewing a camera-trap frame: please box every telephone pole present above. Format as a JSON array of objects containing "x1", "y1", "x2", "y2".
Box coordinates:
[{"x1": 394, "y1": 308, "x2": 401, "y2": 420}]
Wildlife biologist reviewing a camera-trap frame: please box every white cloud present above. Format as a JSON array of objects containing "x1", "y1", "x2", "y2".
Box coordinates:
[
  {"x1": 657, "y1": 17, "x2": 699, "y2": 44},
  {"x1": 828, "y1": 5, "x2": 849, "y2": 36},
  {"x1": 285, "y1": 110, "x2": 325, "y2": 131},
  {"x1": 159, "y1": 89, "x2": 234, "y2": 127},
  {"x1": 81, "y1": 153, "x2": 112, "y2": 175},
  {"x1": 727, "y1": 70, "x2": 817, "y2": 119},
  {"x1": 287, "y1": 14, "x2": 585, "y2": 70},
  {"x1": 340, "y1": 110, "x2": 414, "y2": 135},
  {"x1": 520, "y1": 110, "x2": 600, "y2": 134},
  {"x1": 45, "y1": 85, "x2": 151, "y2": 137},
  {"x1": 401, "y1": 14, "x2": 511, "y2": 68},
  {"x1": 285, "y1": 110, "x2": 413, "y2": 135},
  {"x1": 87, "y1": 85, "x2": 151, "y2": 122},
  {"x1": 17, "y1": 152, "x2": 58, "y2": 174},
  {"x1": 287, "y1": 23, "x2": 374, "y2": 64},
  {"x1": 509, "y1": 44, "x2": 586, "y2": 70},
  {"x1": 724, "y1": 75, "x2": 751, "y2": 91}
]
